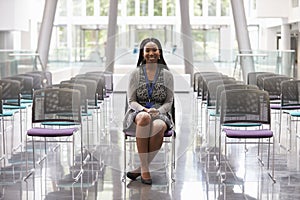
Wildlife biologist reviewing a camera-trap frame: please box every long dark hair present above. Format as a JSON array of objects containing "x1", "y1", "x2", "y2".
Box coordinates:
[{"x1": 136, "y1": 37, "x2": 169, "y2": 70}]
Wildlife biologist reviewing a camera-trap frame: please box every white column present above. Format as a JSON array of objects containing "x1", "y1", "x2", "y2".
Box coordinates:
[
  {"x1": 281, "y1": 18, "x2": 291, "y2": 76},
  {"x1": 105, "y1": 0, "x2": 118, "y2": 72},
  {"x1": 179, "y1": 0, "x2": 194, "y2": 84},
  {"x1": 36, "y1": 0, "x2": 58, "y2": 70},
  {"x1": 230, "y1": 0, "x2": 254, "y2": 81}
]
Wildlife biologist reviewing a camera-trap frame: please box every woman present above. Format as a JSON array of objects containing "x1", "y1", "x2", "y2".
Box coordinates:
[{"x1": 123, "y1": 38, "x2": 174, "y2": 185}]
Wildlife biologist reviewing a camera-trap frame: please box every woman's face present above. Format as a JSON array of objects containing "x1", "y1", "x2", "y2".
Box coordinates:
[{"x1": 143, "y1": 42, "x2": 160, "y2": 64}]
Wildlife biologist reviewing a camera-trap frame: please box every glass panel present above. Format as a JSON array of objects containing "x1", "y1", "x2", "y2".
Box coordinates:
[
  {"x1": 100, "y1": 0, "x2": 109, "y2": 16},
  {"x1": 194, "y1": 0, "x2": 203, "y2": 16},
  {"x1": 58, "y1": 0, "x2": 67, "y2": 16},
  {"x1": 86, "y1": 0, "x2": 94, "y2": 16},
  {"x1": 192, "y1": 29, "x2": 219, "y2": 61},
  {"x1": 140, "y1": 0, "x2": 148, "y2": 16},
  {"x1": 154, "y1": 0, "x2": 162, "y2": 16},
  {"x1": 252, "y1": 0, "x2": 256, "y2": 9},
  {"x1": 118, "y1": 0, "x2": 122, "y2": 16},
  {"x1": 208, "y1": 0, "x2": 216, "y2": 16},
  {"x1": 49, "y1": 26, "x2": 68, "y2": 62},
  {"x1": 292, "y1": 0, "x2": 299, "y2": 7},
  {"x1": 166, "y1": 0, "x2": 175, "y2": 16},
  {"x1": 73, "y1": 0, "x2": 82, "y2": 16},
  {"x1": 127, "y1": 0, "x2": 135, "y2": 16},
  {"x1": 221, "y1": 0, "x2": 230, "y2": 16}
]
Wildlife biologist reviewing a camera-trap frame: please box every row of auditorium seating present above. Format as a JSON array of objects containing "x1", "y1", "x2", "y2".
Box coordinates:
[
  {"x1": 0, "y1": 70, "x2": 113, "y2": 198},
  {"x1": 192, "y1": 70, "x2": 300, "y2": 183}
]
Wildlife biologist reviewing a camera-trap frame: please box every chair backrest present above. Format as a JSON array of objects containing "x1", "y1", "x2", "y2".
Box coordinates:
[
  {"x1": 247, "y1": 72, "x2": 275, "y2": 85},
  {"x1": 193, "y1": 72, "x2": 222, "y2": 92},
  {"x1": 256, "y1": 73, "x2": 278, "y2": 90},
  {"x1": 215, "y1": 84, "x2": 259, "y2": 115},
  {"x1": 28, "y1": 71, "x2": 52, "y2": 87},
  {"x1": 86, "y1": 71, "x2": 113, "y2": 93},
  {"x1": 197, "y1": 73, "x2": 225, "y2": 97},
  {"x1": 207, "y1": 79, "x2": 238, "y2": 107},
  {"x1": 0, "y1": 79, "x2": 21, "y2": 106},
  {"x1": 220, "y1": 89, "x2": 270, "y2": 125},
  {"x1": 32, "y1": 88, "x2": 81, "y2": 123},
  {"x1": 281, "y1": 80, "x2": 300, "y2": 107},
  {"x1": 201, "y1": 75, "x2": 235, "y2": 101},
  {"x1": 76, "y1": 73, "x2": 106, "y2": 100},
  {"x1": 59, "y1": 83, "x2": 88, "y2": 113},
  {"x1": 262, "y1": 75, "x2": 293, "y2": 100},
  {"x1": 70, "y1": 78, "x2": 98, "y2": 106},
  {"x1": 21, "y1": 73, "x2": 43, "y2": 90},
  {"x1": 4, "y1": 75, "x2": 34, "y2": 99}
]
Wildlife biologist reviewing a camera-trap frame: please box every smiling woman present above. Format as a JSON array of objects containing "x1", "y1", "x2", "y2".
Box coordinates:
[{"x1": 123, "y1": 37, "x2": 174, "y2": 185}]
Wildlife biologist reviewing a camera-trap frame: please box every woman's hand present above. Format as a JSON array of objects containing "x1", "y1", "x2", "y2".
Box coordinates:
[{"x1": 148, "y1": 108, "x2": 159, "y2": 117}]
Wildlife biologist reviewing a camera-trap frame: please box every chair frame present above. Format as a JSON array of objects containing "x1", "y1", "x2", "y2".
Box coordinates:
[
  {"x1": 24, "y1": 88, "x2": 84, "y2": 182},
  {"x1": 218, "y1": 89, "x2": 275, "y2": 183}
]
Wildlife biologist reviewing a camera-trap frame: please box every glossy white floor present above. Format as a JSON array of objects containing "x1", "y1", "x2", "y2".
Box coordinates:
[{"x1": 1, "y1": 89, "x2": 300, "y2": 200}]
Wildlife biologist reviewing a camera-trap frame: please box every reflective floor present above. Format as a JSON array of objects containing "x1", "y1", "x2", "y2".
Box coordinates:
[{"x1": 1, "y1": 90, "x2": 300, "y2": 199}]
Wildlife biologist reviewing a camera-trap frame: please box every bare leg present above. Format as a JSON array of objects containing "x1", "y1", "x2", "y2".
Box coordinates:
[
  {"x1": 135, "y1": 112, "x2": 151, "y2": 178},
  {"x1": 148, "y1": 119, "x2": 167, "y2": 164}
]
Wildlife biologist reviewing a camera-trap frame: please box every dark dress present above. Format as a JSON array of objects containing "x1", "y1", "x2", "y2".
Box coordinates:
[{"x1": 123, "y1": 66, "x2": 174, "y2": 132}]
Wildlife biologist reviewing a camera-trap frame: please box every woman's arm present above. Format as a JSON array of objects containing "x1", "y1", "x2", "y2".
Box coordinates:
[
  {"x1": 127, "y1": 69, "x2": 146, "y2": 112},
  {"x1": 157, "y1": 70, "x2": 174, "y2": 114}
]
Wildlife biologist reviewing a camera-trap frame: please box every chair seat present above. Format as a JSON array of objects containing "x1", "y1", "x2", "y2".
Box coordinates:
[
  {"x1": 0, "y1": 110, "x2": 17, "y2": 117},
  {"x1": 41, "y1": 121, "x2": 80, "y2": 126},
  {"x1": 284, "y1": 111, "x2": 300, "y2": 117},
  {"x1": 3, "y1": 104, "x2": 27, "y2": 109},
  {"x1": 124, "y1": 129, "x2": 175, "y2": 138},
  {"x1": 223, "y1": 128, "x2": 273, "y2": 138},
  {"x1": 270, "y1": 104, "x2": 300, "y2": 110},
  {"x1": 223, "y1": 123, "x2": 261, "y2": 127},
  {"x1": 27, "y1": 127, "x2": 79, "y2": 137}
]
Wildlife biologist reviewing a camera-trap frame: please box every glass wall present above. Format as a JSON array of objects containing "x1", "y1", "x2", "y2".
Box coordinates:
[
  {"x1": 194, "y1": 0, "x2": 203, "y2": 16},
  {"x1": 49, "y1": 0, "x2": 234, "y2": 63}
]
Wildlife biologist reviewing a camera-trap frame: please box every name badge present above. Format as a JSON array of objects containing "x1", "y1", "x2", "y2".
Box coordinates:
[{"x1": 145, "y1": 101, "x2": 154, "y2": 108}]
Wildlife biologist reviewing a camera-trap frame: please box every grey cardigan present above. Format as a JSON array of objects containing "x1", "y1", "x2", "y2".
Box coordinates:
[{"x1": 127, "y1": 66, "x2": 174, "y2": 114}]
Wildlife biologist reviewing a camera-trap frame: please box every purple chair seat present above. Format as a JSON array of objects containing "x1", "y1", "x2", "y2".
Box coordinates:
[
  {"x1": 27, "y1": 127, "x2": 79, "y2": 137},
  {"x1": 270, "y1": 104, "x2": 300, "y2": 110},
  {"x1": 223, "y1": 128, "x2": 273, "y2": 138},
  {"x1": 124, "y1": 130, "x2": 175, "y2": 138}
]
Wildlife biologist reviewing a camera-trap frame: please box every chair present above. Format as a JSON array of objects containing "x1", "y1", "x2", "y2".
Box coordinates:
[
  {"x1": 122, "y1": 96, "x2": 176, "y2": 182},
  {"x1": 256, "y1": 73, "x2": 279, "y2": 90},
  {"x1": 262, "y1": 75, "x2": 293, "y2": 101},
  {"x1": 25, "y1": 88, "x2": 83, "y2": 181},
  {"x1": 210, "y1": 84, "x2": 259, "y2": 162},
  {"x1": 247, "y1": 72, "x2": 275, "y2": 86},
  {"x1": 218, "y1": 89, "x2": 275, "y2": 182},
  {"x1": 4, "y1": 75, "x2": 34, "y2": 101},
  {"x1": 193, "y1": 71, "x2": 222, "y2": 93},
  {"x1": 27, "y1": 71, "x2": 52, "y2": 87},
  {"x1": 278, "y1": 80, "x2": 300, "y2": 151},
  {"x1": 85, "y1": 71, "x2": 113, "y2": 96},
  {"x1": 0, "y1": 79, "x2": 28, "y2": 153},
  {"x1": 205, "y1": 79, "x2": 238, "y2": 148}
]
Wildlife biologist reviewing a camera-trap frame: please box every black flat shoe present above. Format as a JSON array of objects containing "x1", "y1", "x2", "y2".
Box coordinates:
[
  {"x1": 126, "y1": 172, "x2": 141, "y2": 180},
  {"x1": 141, "y1": 177, "x2": 152, "y2": 185}
]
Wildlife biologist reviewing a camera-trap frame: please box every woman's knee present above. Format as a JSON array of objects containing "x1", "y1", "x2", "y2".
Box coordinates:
[
  {"x1": 151, "y1": 120, "x2": 167, "y2": 137},
  {"x1": 135, "y1": 112, "x2": 151, "y2": 126}
]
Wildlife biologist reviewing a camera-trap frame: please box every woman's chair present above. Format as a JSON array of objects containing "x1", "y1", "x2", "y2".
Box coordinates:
[
  {"x1": 122, "y1": 96, "x2": 176, "y2": 183},
  {"x1": 218, "y1": 89, "x2": 275, "y2": 182},
  {"x1": 24, "y1": 88, "x2": 83, "y2": 181}
]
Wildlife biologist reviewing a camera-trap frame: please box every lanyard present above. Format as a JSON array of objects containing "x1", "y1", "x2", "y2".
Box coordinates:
[{"x1": 143, "y1": 66, "x2": 160, "y2": 101}]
